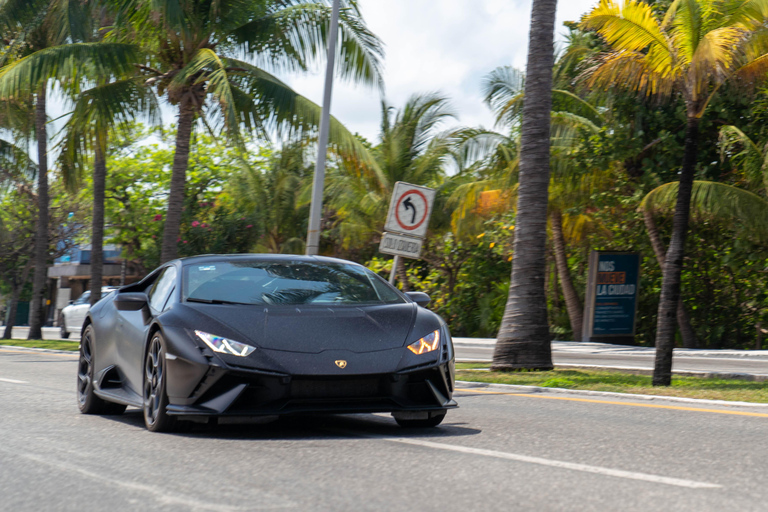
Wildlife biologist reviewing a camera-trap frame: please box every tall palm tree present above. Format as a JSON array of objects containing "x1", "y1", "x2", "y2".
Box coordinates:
[
  {"x1": 326, "y1": 93, "x2": 455, "y2": 286},
  {"x1": 491, "y1": 0, "x2": 558, "y2": 371},
  {"x1": 480, "y1": 64, "x2": 604, "y2": 341},
  {"x1": 0, "y1": 0, "x2": 101, "y2": 338},
  {"x1": 582, "y1": 0, "x2": 768, "y2": 385},
  {"x1": 109, "y1": 0, "x2": 383, "y2": 263}
]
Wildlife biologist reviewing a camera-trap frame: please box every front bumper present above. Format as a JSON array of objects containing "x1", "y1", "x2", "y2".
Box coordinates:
[
  {"x1": 165, "y1": 362, "x2": 456, "y2": 416},
  {"x1": 161, "y1": 326, "x2": 457, "y2": 417}
]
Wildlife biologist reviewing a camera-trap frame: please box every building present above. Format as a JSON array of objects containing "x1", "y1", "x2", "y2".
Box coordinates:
[{"x1": 47, "y1": 245, "x2": 141, "y2": 326}]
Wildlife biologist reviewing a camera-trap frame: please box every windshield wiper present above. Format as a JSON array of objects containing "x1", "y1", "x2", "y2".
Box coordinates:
[{"x1": 186, "y1": 297, "x2": 256, "y2": 306}]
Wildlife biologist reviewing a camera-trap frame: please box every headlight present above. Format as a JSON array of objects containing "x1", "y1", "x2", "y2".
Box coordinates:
[
  {"x1": 195, "y1": 330, "x2": 255, "y2": 357},
  {"x1": 407, "y1": 329, "x2": 440, "y2": 355}
]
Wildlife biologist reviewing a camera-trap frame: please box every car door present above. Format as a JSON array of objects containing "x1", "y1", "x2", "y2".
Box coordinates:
[
  {"x1": 67, "y1": 292, "x2": 91, "y2": 333},
  {"x1": 118, "y1": 265, "x2": 179, "y2": 395}
]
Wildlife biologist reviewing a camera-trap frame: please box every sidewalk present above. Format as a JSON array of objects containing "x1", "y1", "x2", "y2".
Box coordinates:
[{"x1": 0, "y1": 326, "x2": 66, "y2": 340}]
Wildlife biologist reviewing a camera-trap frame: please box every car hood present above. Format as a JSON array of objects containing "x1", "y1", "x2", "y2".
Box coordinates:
[{"x1": 180, "y1": 303, "x2": 418, "y2": 354}]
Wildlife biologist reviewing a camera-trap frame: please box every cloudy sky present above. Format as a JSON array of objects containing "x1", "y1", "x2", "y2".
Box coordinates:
[{"x1": 284, "y1": 0, "x2": 599, "y2": 143}]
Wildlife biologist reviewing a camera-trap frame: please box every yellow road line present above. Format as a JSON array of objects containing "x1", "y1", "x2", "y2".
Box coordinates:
[{"x1": 456, "y1": 388, "x2": 768, "y2": 418}]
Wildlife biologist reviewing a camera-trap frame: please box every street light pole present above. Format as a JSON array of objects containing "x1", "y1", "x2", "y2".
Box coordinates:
[{"x1": 306, "y1": 0, "x2": 341, "y2": 256}]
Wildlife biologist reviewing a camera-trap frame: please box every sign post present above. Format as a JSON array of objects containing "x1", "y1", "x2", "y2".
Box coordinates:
[
  {"x1": 582, "y1": 251, "x2": 641, "y2": 345},
  {"x1": 380, "y1": 182, "x2": 436, "y2": 284}
]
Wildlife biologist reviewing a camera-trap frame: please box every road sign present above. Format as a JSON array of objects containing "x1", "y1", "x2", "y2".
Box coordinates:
[
  {"x1": 384, "y1": 182, "x2": 436, "y2": 239},
  {"x1": 379, "y1": 232, "x2": 423, "y2": 259}
]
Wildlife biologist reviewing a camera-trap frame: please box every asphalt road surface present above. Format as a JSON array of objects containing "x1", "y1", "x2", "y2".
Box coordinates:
[
  {"x1": 3, "y1": 347, "x2": 768, "y2": 511},
  {"x1": 455, "y1": 339, "x2": 768, "y2": 378}
]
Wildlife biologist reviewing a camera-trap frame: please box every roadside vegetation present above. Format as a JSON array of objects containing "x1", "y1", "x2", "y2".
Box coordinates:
[
  {"x1": 456, "y1": 364, "x2": 768, "y2": 403},
  {"x1": 5, "y1": 0, "x2": 768, "y2": 387},
  {"x1": 0, "y1": 339, "x2": 79, "y2": 351}
]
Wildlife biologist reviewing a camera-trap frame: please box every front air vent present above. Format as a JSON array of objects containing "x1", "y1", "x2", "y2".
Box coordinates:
[{"x1": 290, "y1": 377, "x2": 386, "y2": 399}]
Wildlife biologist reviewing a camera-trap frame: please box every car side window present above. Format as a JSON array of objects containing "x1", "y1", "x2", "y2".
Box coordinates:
[
  {"x1": 73, "y1": 292, "x2": 90, "y2": 306},
  {"x1": 148, "y1": 266, "x2": 178, "y2": 312}
]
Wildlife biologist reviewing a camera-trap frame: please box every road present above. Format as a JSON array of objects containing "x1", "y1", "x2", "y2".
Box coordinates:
[
  {"x1": 455, "y1": 339, "x2": 768, "y2": 378},
  {"x1": 3, "y1": 347, "x2": 768, "y2": 511}
]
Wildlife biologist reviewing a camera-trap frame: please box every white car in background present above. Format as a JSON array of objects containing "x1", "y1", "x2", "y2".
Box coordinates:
[{"x1": 60, "y1": 287, "x2": 118, "y2": 338}]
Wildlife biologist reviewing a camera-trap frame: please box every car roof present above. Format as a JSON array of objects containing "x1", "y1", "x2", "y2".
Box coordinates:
[{"x1": 176, "y1": 254, "x2": 363, "y2": 268}]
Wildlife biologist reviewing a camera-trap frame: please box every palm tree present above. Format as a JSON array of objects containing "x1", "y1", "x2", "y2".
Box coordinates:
[
  {"x1": 483, "y1": 64, "x2": 605, "y2": 341},
  {"x1": 58, "y1": 78, "x2": 159, "y2": 306},
  {"x1": 326, "y1": 93, "x2": 455, "y2": 287},
  {"x1": 0, "y1": 0, "x2": 102, "y2": 338},
  {"x1": 582, "y1": 0, "x2": 768, "y2": 385},
  {"x1": 229, "y1": 141, "x2": 312, "y2": 254},
  {"x1": 0, "y1": 113, "x2": 39, "y2": 339},
  {"x1": 451, "y1": 61, "x2": 602, "y2": 343},
  {"x1": 109, "y1": 0, "x2": 383, "y2": 263},
  {"x1": 642, "y1": 180, "x2": 768, "y2": 242},
  {"x1": 491, "y1": 0, "x2": 558, "y2": 371}
]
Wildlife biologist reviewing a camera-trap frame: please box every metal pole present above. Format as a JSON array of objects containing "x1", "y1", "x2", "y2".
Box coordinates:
[
  {"x1": 306, "y1": 0, "x2": 341, "y2": 256},
  {"x1": 389, "y1": 255, "x2": 400, "y2": 285}
]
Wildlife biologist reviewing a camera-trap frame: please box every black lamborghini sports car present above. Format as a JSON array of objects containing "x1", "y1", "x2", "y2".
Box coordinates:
[{"x1": 77, "y1": 254, "x2": 456, "y2": 432}]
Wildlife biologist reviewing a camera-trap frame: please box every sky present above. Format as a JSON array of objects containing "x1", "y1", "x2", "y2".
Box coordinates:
[{"x1": 283, "y1": 0, "x2": 600, "y2": 143}]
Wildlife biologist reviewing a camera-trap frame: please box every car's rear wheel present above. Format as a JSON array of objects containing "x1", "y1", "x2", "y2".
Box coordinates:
[
  {"x1": 143, "y1": 332, "x2": 176, "y2": 432},
  {"x1": 393, "y1": 411, "x2": 446, "y2": 428},
  {"x1": 77, "y1": 325, "x2": 126, "y2": 415}
]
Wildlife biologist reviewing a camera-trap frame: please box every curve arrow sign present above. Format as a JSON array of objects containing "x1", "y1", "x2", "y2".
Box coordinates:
[{"x1": 403, "y1": 197, "x2": 417, "y2": 224}]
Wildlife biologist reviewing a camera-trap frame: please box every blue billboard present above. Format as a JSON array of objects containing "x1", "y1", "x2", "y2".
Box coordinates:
[{"x1": 583, "y1": 252, "x2": 641, "y2": 341}]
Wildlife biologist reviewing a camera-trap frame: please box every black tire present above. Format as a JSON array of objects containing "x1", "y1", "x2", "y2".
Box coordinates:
[
  {"x1": 77, "y1": 325, "x2": 127, "y2": 415},
  {"x1": 394, "y1": 411, "x2": 446, "y2": 428},
  {"x1": 143, "y1": 332, "x2": 176, "y2": 433}
]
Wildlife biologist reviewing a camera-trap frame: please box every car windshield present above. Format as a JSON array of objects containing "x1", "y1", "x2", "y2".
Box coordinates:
[{"x1": 183, "y1": 260, "x2": 404, "y2": 306}]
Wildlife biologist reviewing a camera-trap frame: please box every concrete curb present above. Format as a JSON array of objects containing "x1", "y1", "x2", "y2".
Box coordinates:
[
  {"x1": 456, "y1": 380, "x2": 768, "y2": 409},
  {"x1": 0, "y1": 344, "x2": 78, "y2": 355}
]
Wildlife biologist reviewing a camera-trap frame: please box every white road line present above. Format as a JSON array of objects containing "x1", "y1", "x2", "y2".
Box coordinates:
[
  {"x1": 353, "y1": 433, "x2": 721, "y2": 489},
  {"x1": 0, "y1": 377, "x2": 27, "y2": 384},
  {"x1": 8, "y1": 450, "x2": 295, "y2": 511}
]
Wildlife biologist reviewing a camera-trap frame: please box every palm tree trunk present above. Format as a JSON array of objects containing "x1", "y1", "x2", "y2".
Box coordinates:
[
  {"x1": 28, "y1": 85, "x2": 49, "y2": 340},
  {"x1": 4, "y1": 259, "x2": 33, "y2": 339},
  {"x1": 643, "y1": 207, "x2": 698, "y2": 349},
  {"x1": 160, "y1": 104, "x2": 195, "y2": 263},
  {"x1": 492, "y1": 0, "x2": 557, "y2": 371},
  {"x1": 653, "y1": 117, "x2": 700, "y2": 386},
  {"x1": 550, "y1": 210, "x2": 583, "y2": 339},
  {"x1": 90, "y1": 134, "x2": 107, "y2": 306}
]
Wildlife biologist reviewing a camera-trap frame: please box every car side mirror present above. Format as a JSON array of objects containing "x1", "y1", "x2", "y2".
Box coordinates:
[
  {"x1": 115, "y1": 292, "x2": 149, "y2": 311},
  {"x1": 405, "y1": 292, "x2": 431, "y2": 308}
]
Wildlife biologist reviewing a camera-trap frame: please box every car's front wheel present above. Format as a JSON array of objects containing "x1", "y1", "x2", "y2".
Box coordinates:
[
  {"x1": 77, "y1": 325, "x2": 126, "y2": 415},
  {"x1": 143, "y1": 332, "x2": 176, "y2": 432},
  {"x1": 393, "y1": 410, "x2": 446, "y2": 428}
]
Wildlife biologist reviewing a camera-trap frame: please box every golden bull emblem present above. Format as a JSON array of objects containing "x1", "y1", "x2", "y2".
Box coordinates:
[{"x1": 335, "y1": 360, "x2": 347, "y2": 369}]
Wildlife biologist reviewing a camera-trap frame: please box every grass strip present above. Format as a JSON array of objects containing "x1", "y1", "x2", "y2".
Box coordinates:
[
  {"x1": 455, "y1": 363, "x2": 768, "y2": 403},
  {"x1": 0, "y1": 339, "x2": 80, "y2": 351}
]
